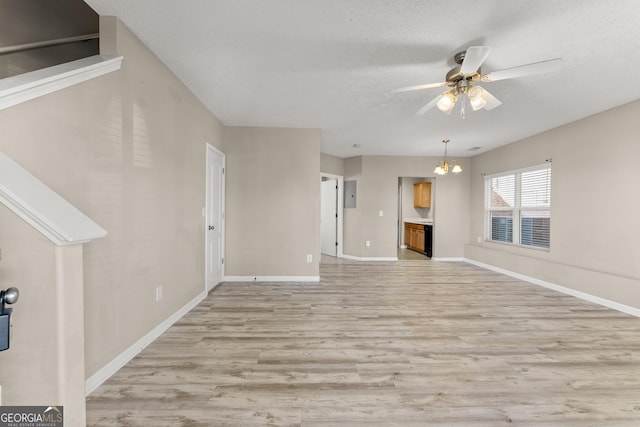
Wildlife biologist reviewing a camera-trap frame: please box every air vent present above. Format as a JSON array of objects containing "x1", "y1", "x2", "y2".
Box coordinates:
[{"x1": 466, "y1": 146, "x2": 482, "y2": 152}]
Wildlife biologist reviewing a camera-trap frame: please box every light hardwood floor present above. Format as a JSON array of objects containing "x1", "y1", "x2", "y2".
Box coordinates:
[
  {"x1": 86, "y1": 256, "x2": 640, "y2": 426},
  {"x1": 397, "y1": 247, "x2": 429, "y2": 260}
]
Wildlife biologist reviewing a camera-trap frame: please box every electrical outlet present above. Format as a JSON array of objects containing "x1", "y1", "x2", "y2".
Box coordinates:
[
  {"x1": 365, "y1": 240, "x2": 371, "y2": 247},
  {"x1": 477, "y1": 236, "x2": 482, "y2": 243},
  {"x1": 306, "y1": 254, "x2": 312, "y2": 263},
  {"x1": 379, "y1": 210, "x2": 383, "y2": 217},
  {"x1": 155, "y1": 286, "x2": 163, "y2": 302}
]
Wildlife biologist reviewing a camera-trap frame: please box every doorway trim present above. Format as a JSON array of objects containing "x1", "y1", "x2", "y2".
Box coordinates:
[
  {"x1": 205, "y1": 143, "x2": 225, "y2": 291},
  {"x1": 320, "y1": 172, "x2": 344, "y2": 258}
]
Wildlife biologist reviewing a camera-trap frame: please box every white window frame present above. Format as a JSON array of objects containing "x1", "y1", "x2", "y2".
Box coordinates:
[{"x1": 484, "y1": 163, "x2": 551, "y2": 250}]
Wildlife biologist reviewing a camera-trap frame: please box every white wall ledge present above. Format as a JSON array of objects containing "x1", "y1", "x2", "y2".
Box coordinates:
[
  {"x1": 0, "y1": 55, "x2": 121, "y2": 245},
  {"x1": 0, "y1": 151, "x2": 107, "y2": 246},
  {"x1": 0, "y1": 55, "x2": 123, "y2": 111}
]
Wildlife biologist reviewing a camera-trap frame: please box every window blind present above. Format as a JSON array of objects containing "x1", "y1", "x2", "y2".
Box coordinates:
[{"x1": 485, "y1": 164, "x2": 551, "y2": 249}]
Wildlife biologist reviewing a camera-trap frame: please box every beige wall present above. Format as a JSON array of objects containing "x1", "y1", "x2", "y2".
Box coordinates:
[
  {"x1": 0, "y1": 208, "x2": 58, "y2": 403},
  {"x1": 432, "y1": 161, "x2": 471, "y2": 258},
  {"x1": 225, "y1": 127, "x2": 321, "y2": 277},
  {"x1": 320, "y1": 152, "x2": 344, "y2": 176},
  {"x1": 343, "y1": 155, "x2": 470, "y2": 258},
  {"x1": 466, "y1": 99, "x2": 640, "y2": 308},
  {"x1": 87, "y1": 16, "x2": 225, "y2": 377},
  {"x1": 0, "y1": 14, "x2": 225, "y2": 408}
]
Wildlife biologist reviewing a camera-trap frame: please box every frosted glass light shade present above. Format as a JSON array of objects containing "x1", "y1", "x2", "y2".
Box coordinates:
[
  {"x1": 437, "y1": 92, "x2": 456, "y2": 114},
  {"x1": 468, "y1": 86, "x2": 486, "y2": 111}
]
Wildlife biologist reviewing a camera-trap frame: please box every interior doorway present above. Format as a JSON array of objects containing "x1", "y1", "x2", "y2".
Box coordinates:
[
  {"x1": 320, "y1": 173, "x2": 344, "y2": 258},
  {"x1": 205, "y1": 143, "x2": 225, "y2": 291},
  {"x1": 398, "y1": 176, "x2": 433, "y2": 260}
]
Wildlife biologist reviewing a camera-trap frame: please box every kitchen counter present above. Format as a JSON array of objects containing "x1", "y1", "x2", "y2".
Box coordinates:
[{"x1": 404, "y1": 217, "x2": 433, "y2": 225}]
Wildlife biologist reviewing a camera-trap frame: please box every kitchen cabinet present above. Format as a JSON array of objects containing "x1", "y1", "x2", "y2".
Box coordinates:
[
  {"x1": 404, "y1": 221, "x2": 433, "y2": 257},
  {"x1": 404, "y1": 222, "x2": 425, "y2": 253},
  {"x1": 413, "y1": 182, "x2": 431, "y2": 208}
]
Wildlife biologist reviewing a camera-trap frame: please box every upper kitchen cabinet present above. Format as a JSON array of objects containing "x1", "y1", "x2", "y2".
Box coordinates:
[{"x1": 413, "y1": 182, "x2": 431, "y2": 208}]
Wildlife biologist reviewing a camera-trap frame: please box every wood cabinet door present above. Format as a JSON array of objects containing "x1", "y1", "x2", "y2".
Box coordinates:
[
  {"x1": 415, "y1": 229, "x2": 425, "y2": 252},
  {"x1": 407, "y1": 227, "x2": 415, "y2": 249},
  {"x1": 413, "y1": 182, "x2": 432, "y2": 208},
  {"x1": 404, "y1": 224, "x2": 411, "y2": 247},
  {"x1": 404, "y1": 222, "x2": 426, "y2": 253},
  {"x1": 411, "y1": 228, "x2": 418, "y2": 249}
]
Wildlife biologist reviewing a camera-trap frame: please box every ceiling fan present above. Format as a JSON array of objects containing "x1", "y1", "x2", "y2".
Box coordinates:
[{"x1": 395, "y1": 46, "x2": 563, "y2": 118}]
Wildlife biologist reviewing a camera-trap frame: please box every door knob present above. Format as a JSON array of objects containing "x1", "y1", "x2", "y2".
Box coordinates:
[
  {"x1": 0, "y1": 287, "x2": 18, "y2": 305},
  {"x1": 208, "y1": 225, "x2": 215, "y2": 231},
  {"x1": 1, "y1": 287, "x2": 19, "y2": 352}
]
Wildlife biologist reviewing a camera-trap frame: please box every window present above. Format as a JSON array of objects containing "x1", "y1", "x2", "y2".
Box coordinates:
[{"x1": 485, "y1": 164, "x2": 551, "y2": 249}]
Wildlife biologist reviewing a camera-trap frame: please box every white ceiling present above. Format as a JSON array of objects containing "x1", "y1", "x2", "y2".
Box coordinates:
[{"x1": 83, "y1": 0, "x2": 640, "y2": 158}]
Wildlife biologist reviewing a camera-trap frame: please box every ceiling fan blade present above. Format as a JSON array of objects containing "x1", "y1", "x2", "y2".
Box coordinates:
[
  {"x1": 460, "y1": 46, "x2": 492, "y2": 75},
  {"x1": 393, "y1": 81, "x2": 448, "y2": 93},
  {"x1": 481, "y1": 87, "x2": 502, "y2": 110},
  {"x1": 483, "y1": 58, "x2": 563, "y2": 82},
  {"x1": 416, "y1": 94, "x2": 442, "y2": 116}
]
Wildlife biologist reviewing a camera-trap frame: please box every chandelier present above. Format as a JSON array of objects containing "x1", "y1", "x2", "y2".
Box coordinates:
[{"x1": 434, "y1": 139, "x2": 462, "y2": 175}]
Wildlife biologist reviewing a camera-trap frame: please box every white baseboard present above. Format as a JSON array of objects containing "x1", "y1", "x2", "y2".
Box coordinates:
[
  {"x1": 431, "y1": 257, "x2": 464, "y2": 262},
  {"x1": 85, "y1": 289, "x2": 208, "y2": 395},
  {"x1": 224, "y1": 276, "x2": 320, "y2": 282},
  {"x1": 341, "y1": 255, "x2": 398, "y2": 262},
  {"x1": 464, "y1": 258, "x2": 640, "y2": 318}
]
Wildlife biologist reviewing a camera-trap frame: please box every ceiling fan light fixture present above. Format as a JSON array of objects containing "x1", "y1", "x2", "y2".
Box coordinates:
[
  {"x1": 467, "y1": 86, "x2": 487, "y2": 111},
  {"x1": 397, "y1": 46, "x2": 562, "y2": 119},
  {"x1": 437, "y1": 91, "x2": 457, "y2": 114}
]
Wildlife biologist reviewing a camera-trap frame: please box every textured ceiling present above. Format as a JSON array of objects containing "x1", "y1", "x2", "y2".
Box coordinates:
[{"x1": 83, "y1": 0, "x2": 640, "y2": 158}]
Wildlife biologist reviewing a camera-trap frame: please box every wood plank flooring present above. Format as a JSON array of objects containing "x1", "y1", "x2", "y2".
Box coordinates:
[{"x1": 86, "y1": 255, "x2": 640, "y2": 426}]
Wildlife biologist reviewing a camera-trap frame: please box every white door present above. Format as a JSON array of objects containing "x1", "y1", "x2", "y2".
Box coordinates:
[
  {"x1": 206, "y1": 144, "x2": 225, "y2": 291},
  {"x1": 321, "y1": 179, "x2": 338, "y2": 256}
]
